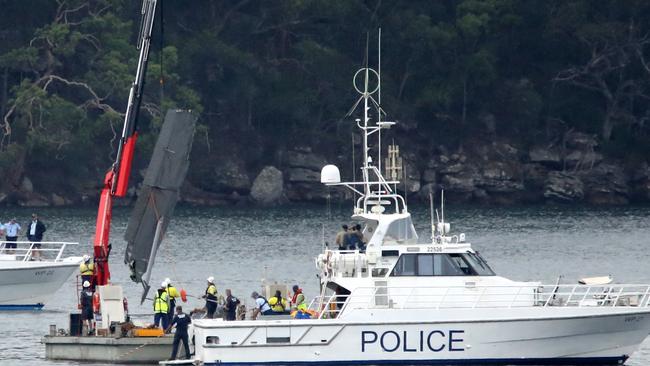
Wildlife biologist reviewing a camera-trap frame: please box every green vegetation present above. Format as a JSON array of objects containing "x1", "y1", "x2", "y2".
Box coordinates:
[{"x1": 0, "y1": 0, "x2": 649, "y2": 197}]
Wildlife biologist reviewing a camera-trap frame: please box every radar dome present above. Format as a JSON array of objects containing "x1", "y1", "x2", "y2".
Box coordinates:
[{"x1": 320, "y1": 164, "x2": 341, "y2": 184}]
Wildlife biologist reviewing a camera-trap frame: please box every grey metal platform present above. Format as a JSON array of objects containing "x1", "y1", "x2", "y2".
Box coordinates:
[{"x1": 42, "y1": 334, "x2": 189, "y2": 364}]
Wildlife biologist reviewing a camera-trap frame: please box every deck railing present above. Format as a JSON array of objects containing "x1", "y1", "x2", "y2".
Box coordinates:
[
  {"x1": 0, "y1": 241, "x2": 78, "y2": 262},
  {"x1": 310, "y1": 284, "x2": 650, "y2": 319}
]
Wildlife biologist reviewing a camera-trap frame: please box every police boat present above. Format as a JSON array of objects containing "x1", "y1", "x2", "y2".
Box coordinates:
[{"x1": 177, "y1": 36, "x2": 650, "y2": 366}]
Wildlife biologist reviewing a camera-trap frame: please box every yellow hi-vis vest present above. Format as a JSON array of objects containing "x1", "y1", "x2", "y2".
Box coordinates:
[
  {"x1": 296, "y1": 293, "x2": 307, "y2": 311},
  {"x1": 269, "y1": 296, "x2": 287, "y2": 312},
  {"x1": 154, "y1": 291, "x2": 169, "y2": 313},
  {"x1": 79, "y1": 262, "x2": 94, "y2": 276}
]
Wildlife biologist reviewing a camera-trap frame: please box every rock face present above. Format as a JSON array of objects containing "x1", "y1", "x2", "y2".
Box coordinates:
[
  {"x1": 285, "y1": 148, "x2": 330, "y2": 202},
  {"x1": 6, "y1": 126, "x2": 650, "y2": 206},
  {"x1": 580, "y1": 163, "x2": 629, "y2": 205},
  {"x1": 208, "y1": 159, "x2": 251, "y2": 194},
  {"x1": 529, "y1": 147, "x2": 562, "y2": 168},
  {"x1": 288, "y1": 168, "x2": 320, "y2": 183},
  {"x1": 21, "y1": 176, "x2": 34, "y2": 193},
  {"x1": 543, "y1": 172, "x2": 584, "y2": 202},
  {"x1": 250, "y1": 166, "x2": 285, "y2": 205},
  {"x1": 286, "y1": 149, "x2": 327, "y2": 171},
  {"x1": 631, "y1": 164, "x2": 650, "y2": 201}
]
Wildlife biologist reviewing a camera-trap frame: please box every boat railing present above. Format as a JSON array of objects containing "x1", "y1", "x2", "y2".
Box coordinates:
[
  {"x1": 0, "y1": 241, "x2": 79, "y2": 262},
  {"x1": 310, "y1": 284, "x2": 650, "y2": 317}
]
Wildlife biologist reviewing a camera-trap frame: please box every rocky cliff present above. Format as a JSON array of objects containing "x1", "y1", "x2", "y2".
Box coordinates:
[{"x1": 4, "y1": 129, "x2": 650, "y2": 208}]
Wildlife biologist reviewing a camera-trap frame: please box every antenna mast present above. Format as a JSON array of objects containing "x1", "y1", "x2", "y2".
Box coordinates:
[{"x1": 362, "y1": 32, "x2": 370, "y2": 197}]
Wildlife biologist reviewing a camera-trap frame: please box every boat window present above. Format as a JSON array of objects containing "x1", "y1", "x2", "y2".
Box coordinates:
[
  {"x1": 417, "y1": 254, "x2": 434, "y2": 276},
  {"x1": 390, "y1": 253, "x2": 495, "y2": 277},
  {"x1": 372, "y1": 268, "x2": 389, "y2": 277},
  {"x1": 381, "y1": 250, "x2": 400, "y2": 257},
  {"x1": 447, "y1": 254, "x2": 473, "y2": 275},
  {"x1": 434, "y1": 254, "x2": 465, "y2": 276},
  {"x1": 463, "y1": 252, "x2": 496, "y2": 276},
  {"x1": 391, "y1": 254, "x2": 416, "y2": 276},
  {"x1": 384, "y1": 217, "x2": 418, "y2": 244}
]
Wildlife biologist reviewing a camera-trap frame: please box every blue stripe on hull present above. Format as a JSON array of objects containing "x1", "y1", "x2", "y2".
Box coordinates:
[
  {"x1": 205, "y1": 356, "x2": 628, "y2": 366},
  {"x1": 0, "y1": 304, "x2": 44, "y2": 310}
]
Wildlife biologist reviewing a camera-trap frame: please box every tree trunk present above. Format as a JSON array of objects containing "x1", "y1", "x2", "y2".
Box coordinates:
[
  {"x1": 602, "y1": 107, "x2": 615, "y2": 142},
  {"x1": 461, "y1": 77, "x2": 468, "y2": 126},
  {"x1": 1, "y1": 67, "x2": 7, "y2": 119}
]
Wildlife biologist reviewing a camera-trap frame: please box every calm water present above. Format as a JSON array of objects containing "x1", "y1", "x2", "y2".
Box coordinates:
[{"x1": 1, "y1": 204, "x2": 650, "y2": 365}]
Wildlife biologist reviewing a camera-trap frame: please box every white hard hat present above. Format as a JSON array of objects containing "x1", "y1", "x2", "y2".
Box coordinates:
[
  {"x1": 162, "y1": 279, "x2": 170, "y2": 287},
  {"x1": 82, "y1": 281, "x2": 90, "y2": 288},
  {"x1": 207, "y1": 276, "x2": 214, "y2": 283},
  {"x1": 161, "y1": 281, "x2": 167, "y2": 287},
  {"x1": 164, "y1": 277, "x2": 171, "y2": 284},
  {"x1": 82, "y1": 255, "x2": 90, "y2": 262}
]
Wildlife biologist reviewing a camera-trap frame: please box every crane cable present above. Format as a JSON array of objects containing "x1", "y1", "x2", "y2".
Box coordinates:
[{"x1": 159, "y1": 0, "x2": 164, "y2": 108}]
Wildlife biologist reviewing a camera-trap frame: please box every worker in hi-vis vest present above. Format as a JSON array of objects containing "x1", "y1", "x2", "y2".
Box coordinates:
[
  {"x1": 154, "y1": 282, "x2": 170, "y2": 329},
  {"x1": 164, "y1": 278, "x2": 181, "y2": 323},
  {"x1": 79, "y1": 255, "x2": 94, "y2": 286}
]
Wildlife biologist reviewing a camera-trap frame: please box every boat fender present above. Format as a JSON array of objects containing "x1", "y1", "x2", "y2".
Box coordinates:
[
  {"x1": 92, "y1": 292, "x2": 101, "y2": 313},
  {"x1": 180, "y1": 289, "x2": 187, "y2": 302}
]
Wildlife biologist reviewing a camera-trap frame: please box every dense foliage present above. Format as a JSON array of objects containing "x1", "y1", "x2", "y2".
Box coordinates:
[{"x1": 1, "y1": 0, "x2": 650, "y2": 195}]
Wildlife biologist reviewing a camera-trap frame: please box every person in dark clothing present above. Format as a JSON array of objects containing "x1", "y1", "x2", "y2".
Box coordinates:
[
  {"x1": 335, "y1": 225, "x2": 348, "y2": 250},
  {"x1": 80, "y1": 281, "x2": 94, "y2": 335},
  {"x1": 26, "y1": 213, "x2": 46, "y2": 260},
  {"x1": 345, "y1": 225, "x2": 362, "y2": 250},
  {"x1": 224, "y1": 289, "x2": 240, "y2": 321},
  {"x1": 166, "y1": 306, "x2": 192, "y2": 360},
  {"x1": 354, "y1": 224, "x2": 366, "y2": 251}
]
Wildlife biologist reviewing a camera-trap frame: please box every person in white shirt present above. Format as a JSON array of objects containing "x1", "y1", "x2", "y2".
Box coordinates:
[
  {"x1": 4, "y1": 218, "x2": 20, "y2": 254},
  {"x1": 251, "y1": 291, "x2": 273, "y2": 319}
]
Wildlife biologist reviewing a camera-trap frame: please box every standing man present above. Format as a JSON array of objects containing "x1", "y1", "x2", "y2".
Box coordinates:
[
  {"x1": 153, "y1": 282, "x2": 170, "y2": 329},
  {"x1": 26, "y1": 213, "x2": 46, "y2": 260},
  {"x1": 335, "y1": 224, "x2": 348, "y2": 250},
  {"x1": 4, "y1": 218, "x2": 20, "y2": 255},
  {"x1": 80, "y1": 281, "x2": 95, "y2": 335},
  {"x1": 166, "y1": 306, "x2": 191, "y2": 360},
  {"x1": 224, "y1": 289, "x2": 240, "y2": 321},
  {"x1": 202, "y1": 276, "x2": 218, "y2": 319},
  {"x1": 164, "y1": 278, "x2": 181, "y2": 324}
]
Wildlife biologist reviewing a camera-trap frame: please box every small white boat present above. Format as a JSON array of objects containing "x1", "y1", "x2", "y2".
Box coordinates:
[
  {"x1": 170, "y1": 36, "x2": 650, "y2": 366},
  {"x1": 0, "y1": 241, "x2": 82, "y2": 309}
]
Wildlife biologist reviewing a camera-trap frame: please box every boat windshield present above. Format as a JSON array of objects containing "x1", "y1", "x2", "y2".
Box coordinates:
[
  {"x1": 390, "y1": 253, "x2": 495, "y2": 277},
  {"x1": 383, "y1": 217, "x2": 418, "y2": 244}
]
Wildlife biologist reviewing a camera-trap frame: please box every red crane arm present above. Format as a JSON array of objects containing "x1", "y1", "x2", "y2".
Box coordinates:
[{"x1": 91, "y1": 0, "x2": 157, "y2": 287}]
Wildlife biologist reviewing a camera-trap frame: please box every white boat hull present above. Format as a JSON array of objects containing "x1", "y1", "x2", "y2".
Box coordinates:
[
  {"x1": 0, "y1": 260, "x2": 80, "y2": 308},
  {"x1": 192, "y1": 308, "x2": 650, "y2": 365}
]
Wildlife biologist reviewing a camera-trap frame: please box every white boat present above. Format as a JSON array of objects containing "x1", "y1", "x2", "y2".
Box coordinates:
[
  {"x1": 0, "y1": 241, "x2": 82, "y2": 309},
  {"x1": 174, "y1": 37, "x2": 650, "y2": 366}
]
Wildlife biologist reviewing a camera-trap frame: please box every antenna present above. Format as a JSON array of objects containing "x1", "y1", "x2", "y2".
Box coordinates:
[
  {"x1": 441, "y1": 189, "x2": 445, "y2": 227},
  {"x1": 351, "y1": 131, "x2": 355, "y2": 190},
  {"x1": 429, "y1": 191, "x2": 435, "y2": 240},
  {"x1": 377, "y1": 28, "x2": 382, "y2": 177},
  {"x1": 378, "y1": 28, "x2": 381, "y2": 106}
]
